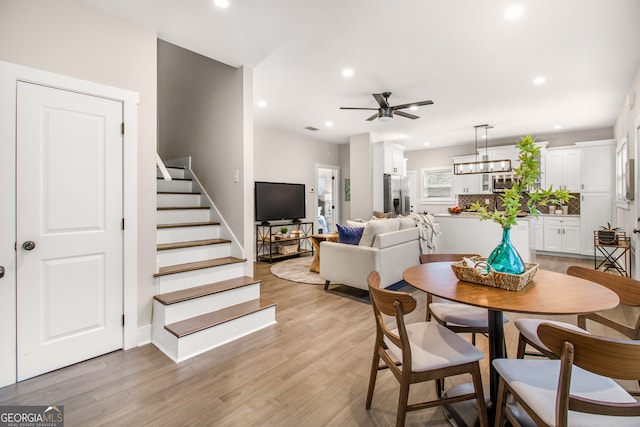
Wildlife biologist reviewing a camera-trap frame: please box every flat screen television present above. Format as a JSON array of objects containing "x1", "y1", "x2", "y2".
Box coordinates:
[{"x1": 255, "y1": 181, "x2": 306, "y2": 223}]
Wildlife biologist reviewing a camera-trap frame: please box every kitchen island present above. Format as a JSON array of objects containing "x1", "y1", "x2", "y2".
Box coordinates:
[{"x1": 434, "y1": 213, "x2": 536, "y2": 262}]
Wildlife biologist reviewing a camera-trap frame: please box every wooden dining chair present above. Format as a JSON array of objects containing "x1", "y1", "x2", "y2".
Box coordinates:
[
  {"x1": 420, "y1": 253, "x2": 508, "y2": 345},
  {"x1": 494, "y1": 323, "x2": 640, "y2": 426},
  {"x1": 515, "y1": 266, "x2": 640, "y2": 360},
  {"x1": 366, "y1": 271, "x2": 489, "y2": 427}
]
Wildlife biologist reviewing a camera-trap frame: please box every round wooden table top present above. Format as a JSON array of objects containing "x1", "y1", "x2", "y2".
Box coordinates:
[{"x1": 403, "y1": 262, "x2": 620, "y2": 315}]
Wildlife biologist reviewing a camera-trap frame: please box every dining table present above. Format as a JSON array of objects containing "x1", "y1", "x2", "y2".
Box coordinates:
[{"x1": 403, "y1": 261, "x2": 620, "y2": 426}]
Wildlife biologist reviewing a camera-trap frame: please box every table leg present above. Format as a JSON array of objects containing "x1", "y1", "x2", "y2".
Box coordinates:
[
  {"x1": 442, "y1": 310, "x2": 504, "y2": 426},
  {"x1": 488, "y1": 310, "x2": 505, "y2": 405}
]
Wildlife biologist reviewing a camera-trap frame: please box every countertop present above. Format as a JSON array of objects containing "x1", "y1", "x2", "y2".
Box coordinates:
[{"x1": 434, "y1": 212, "x2": 579, "y2": 218}]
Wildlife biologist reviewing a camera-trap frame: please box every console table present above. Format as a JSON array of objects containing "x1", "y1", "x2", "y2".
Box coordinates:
[{"x1": 256, "y1": 222, "x2": 313, "y2": 263}]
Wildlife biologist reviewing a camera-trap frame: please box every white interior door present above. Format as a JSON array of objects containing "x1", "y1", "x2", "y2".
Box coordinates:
[{"x1": 16, "y1": 82, "x2": 124, "y2": 380}]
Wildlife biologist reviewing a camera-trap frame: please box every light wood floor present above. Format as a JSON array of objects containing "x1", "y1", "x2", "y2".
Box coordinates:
[{"x1": 0, "y1": 255, "x2": 637, "y2": 426}]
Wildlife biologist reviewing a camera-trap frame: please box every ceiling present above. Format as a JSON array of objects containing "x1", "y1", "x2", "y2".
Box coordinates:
[{"x1": 85, "y1": 0, "x2": 640, "y2": 150}]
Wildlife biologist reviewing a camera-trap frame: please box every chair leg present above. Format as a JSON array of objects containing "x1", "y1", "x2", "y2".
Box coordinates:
[
  {"x1": 324, "y1": 280, "x2": 330, "y2": 291},
  {"x1": 516, "y1": 333, "x2": 527, "y2": 359},
  {"x1": 366, "y1": 349, "x2": 380, "y2": 409},
  {"x1": 471, "y1": 332, "x2": 476, "y2": 346},
  {"x1": 434, "y1": 377, "x2": 444, "y2": 398},
  {"x1": 470, "y1": 363, "x2": 489, "y2": 427},
  {"x1": 494, "y1": 377, "x2": 508, "y2": 427},
  {"x1": 396, "y1": 378, "x2": 410, "y2": 427}
]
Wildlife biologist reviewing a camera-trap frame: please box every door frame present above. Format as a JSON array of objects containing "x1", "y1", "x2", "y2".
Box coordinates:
[
  {"x1": 315, "y1": 164, "x2": 340, "y2": 233},
  {"x1": 0, "y1": 60, "x2": 139, "y2": 387}
]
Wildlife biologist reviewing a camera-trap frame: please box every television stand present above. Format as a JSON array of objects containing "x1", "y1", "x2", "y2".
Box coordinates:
[{"x1": 256, "y1": 221, "x2": 313, "y2": 263}]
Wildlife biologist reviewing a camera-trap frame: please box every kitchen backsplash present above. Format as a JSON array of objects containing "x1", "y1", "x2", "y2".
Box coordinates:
[{"x1": 457, "y1": 193, "x2": 581, "y2": 215}]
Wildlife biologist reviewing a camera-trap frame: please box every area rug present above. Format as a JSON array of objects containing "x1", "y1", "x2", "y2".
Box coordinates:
[{"x1": 270, "y1": 256, "x2": 326, "y2": 285}]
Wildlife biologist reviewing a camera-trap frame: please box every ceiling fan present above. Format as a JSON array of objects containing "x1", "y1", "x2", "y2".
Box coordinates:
[{"x1": 340, "y1": 92, "x2": 434, "y2": 121}]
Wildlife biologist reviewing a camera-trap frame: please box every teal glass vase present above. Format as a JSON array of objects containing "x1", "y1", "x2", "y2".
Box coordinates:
[{"x1": 487, "y1": 227, "x2": 525, "y2": 274}]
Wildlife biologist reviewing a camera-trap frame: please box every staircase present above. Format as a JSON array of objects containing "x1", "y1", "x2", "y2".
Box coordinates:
[{"x1": 152, "y1": 163, "x2": 275, "y2": 362}]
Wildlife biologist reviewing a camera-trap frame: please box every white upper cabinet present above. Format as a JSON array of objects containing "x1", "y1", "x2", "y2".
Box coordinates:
[
  {"x1": 577, "y1": 140, "x2": 615, "y2": 193},
  {"x1": 545, "y1": 147, "x2": 581, "y2": 191},
  {"x1": 451, "y1": 154, "x2": 480, "y2": 194},
  {"x1": 383, "y1": 142, "x2": 406, "y2": 175}
]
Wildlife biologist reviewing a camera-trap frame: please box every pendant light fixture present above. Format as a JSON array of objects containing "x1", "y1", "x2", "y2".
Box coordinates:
[{"x1": 453, "y1": 124, "x2": 512, "y2": 175}]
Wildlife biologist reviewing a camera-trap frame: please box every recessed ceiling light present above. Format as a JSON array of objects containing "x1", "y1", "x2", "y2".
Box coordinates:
[
  {"x1": 214, "y1": 0, "x2": 229, "y2": 8},
  {"x1": 325, "y1": 121, "x2": 333, "y2": 127},
  {"x1": 257, "y1": 100, "x2": 267, "y2": 107},
  {"x1": 342, "y1": 68, "x2": 354, "y2": 77},
  {"x1": 553, "y1": 124, "x2": 562, "y2": 130},
  {"x1": 505, "y1": 5, "x2": 523, "y2": 20},
  {"x1": 423, "y1": 142, "x2": 430, "y2": 147},
  {"x1": 533, "y1": 76, "x2": 546, "y2": 85},
  {"x1": 409, "y1": 106, "x2": 418, "y2": 111}
]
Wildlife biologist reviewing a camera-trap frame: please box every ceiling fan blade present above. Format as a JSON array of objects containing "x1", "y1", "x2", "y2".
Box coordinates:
[
  {"x1": 366, "y1": 112, "x2": 379, "y2": 121},
  {"x1": 395, "y1": 110, "x2": 419, "y2": 120},
  {"x1": 372, "y1": 93, "x2": 389, "y2": 109},
  {"x1": 392, "y1": 100, "x2": 434, "y2": 110},
  {"x1": 340, "y1": 107, "x2": 378, "y2": 110}
]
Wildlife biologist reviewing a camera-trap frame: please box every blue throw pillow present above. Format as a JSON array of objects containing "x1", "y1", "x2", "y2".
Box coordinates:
[{"x1": 336, "y1": 224, "x2": 364, "y2": 245}]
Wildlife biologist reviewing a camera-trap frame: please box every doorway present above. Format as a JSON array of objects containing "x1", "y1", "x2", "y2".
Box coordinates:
[{"x1": 316, "y1": 165, "x2": 340, "y2": 233}]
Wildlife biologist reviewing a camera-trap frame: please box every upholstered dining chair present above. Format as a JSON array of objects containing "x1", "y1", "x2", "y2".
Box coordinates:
[
  {"x1": 366, "y1": 271, "x2": 488, "y2": 427},
  {"x1": 515, "y1": 266, "x2": 640, "y2": 360},
  {"x1": 419, "y1": 253, "x2": 509, "y2": 346},
  {"x1": 494, "y1": 323, "x2": 640, "y2": 426}
]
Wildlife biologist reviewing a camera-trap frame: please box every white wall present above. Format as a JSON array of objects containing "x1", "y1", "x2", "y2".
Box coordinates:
[
  {"x1": 614, "y1": 62, "x2": 640, "y2": 276},
  {"x1": 0, "y1": 0, "x2": 157, "y2": 335}
]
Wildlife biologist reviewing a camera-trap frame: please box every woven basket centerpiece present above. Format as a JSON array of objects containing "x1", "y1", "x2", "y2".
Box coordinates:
[{"x1": 451, "y1": 256, "x2": 538, "y2": 292}]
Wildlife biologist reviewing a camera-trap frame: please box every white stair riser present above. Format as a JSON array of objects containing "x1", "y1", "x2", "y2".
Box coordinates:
[
  {"x1": 155, "y1": 284, "x2": 260, "y2": 324},
  {"x1": 157, "y1": 193, "x2": 202, "y2": 208},
  {"x1": 157, "y1": 244, "x2": 231, "y2": 267},
  {"x1": 157, "y1": 179, "x2": 192, "y2": 192},
  {"x1": 157, "y1": 167, "x2": 185, "y2": 179},
  {"x1": 157, "y1": 225, "x2": 220, "y2": 244},
  {"x1": 157, "y1": 209, "x2": 210, "y2": 224},
  {"x1": 152, "y1": 307, "x2": 276, "y2": 363},
  {"x1": 156, "y1": 263, "x2": 246, "y2": 294}
]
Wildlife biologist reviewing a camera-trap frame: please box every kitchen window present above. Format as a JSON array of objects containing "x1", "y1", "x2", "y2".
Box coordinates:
[{"x1": 421, "y1": 167, "x2": 454, "y2": 204}]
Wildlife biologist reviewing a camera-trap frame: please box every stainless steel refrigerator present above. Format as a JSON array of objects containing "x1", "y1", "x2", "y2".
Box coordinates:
[{"x1": 383, "y1": 174, "x2": 410, "y2": 216}]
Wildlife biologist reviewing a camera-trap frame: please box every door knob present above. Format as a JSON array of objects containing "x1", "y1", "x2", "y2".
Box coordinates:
[
  {"x1": 0, "y1": 266, "x2": 4, "y2": 278},
  {"x1": 22, "y1": 241, "x2": 36, "y2": 251},
  {"x1": 634, "y1": 229, "x2": 640, "y2": 234}
]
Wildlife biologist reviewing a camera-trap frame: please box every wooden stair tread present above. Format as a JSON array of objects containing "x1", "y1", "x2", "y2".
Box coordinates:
[
  {"x1": 154, "y1": 257, "x2": 246, "y2": 277},
  {"x1": 157, "y1": 206, "x2": 209, "y2": 211},
  {"x1": 157, "y1": 221, "x2": 220, "y2": 229},
  {"x1": 165, "y1": 298, "x2": 275, "y2": 338},
  {"x1": 157, "y1": 191, "x2": 201, "y2": 195},
  {"x1": 157, "y1": 238, "x2": 231, "y2": 251},
  {"x1": 157, "y1": 177, "x2": 191, "y2": 181},
  {"x1": 154, "y1": 276, "x2": 260, "y2": 305}
]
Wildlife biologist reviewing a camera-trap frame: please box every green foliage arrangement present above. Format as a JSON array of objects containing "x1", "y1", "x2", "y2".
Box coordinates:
[
  {"x1": 280, "y1": 227, "x2": 289, "y2": 234},
  {"x1": 470, "y1": 135, "x2": 574, "y2": 229}
]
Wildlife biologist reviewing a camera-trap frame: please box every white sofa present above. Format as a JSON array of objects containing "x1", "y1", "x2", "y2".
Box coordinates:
[{"x1": 320, "y1": 226, "x2": 420, "y2": 291}]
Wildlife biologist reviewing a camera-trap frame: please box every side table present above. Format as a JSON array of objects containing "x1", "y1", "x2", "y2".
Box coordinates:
[
  {"x1": 594, "y1": 232, "x2": 631, "y2": 277},
  {"x1": 309, "y1": 233, "x2": 338, "y2": 273}
]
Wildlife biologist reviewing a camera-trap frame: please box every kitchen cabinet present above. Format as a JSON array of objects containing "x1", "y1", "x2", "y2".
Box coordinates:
[
  {"x1": 580, "y1": 192, "x2": 612, "y2": 256},
  {"x1": 383, "y1": 142, "x2": 406, "y2": 175},
  {"x1": 451, "y1": 155, "x2": 480, "y2": 194},
  {"x1": 543, "y1": 217, "x2": 580, "y2": 254},
  {"x1": 545, "y1": 148, "x2": 581, "y2": 191},
  {"x1": 534, "y1": 216, "x2": 544, "y2": 251},
  {"x1": 578, "y1": 141, "x2": 614, "y2": 192}
]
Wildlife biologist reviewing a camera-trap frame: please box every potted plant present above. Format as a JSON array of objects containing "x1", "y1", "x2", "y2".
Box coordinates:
[
  {"x1": 597, "y1": 222, "x2": 620, "y2": 245},
  {"x1": 280, "y1": 226, "x2": 289, "y2": 238},
  {"x1": 470, "y1": 135, "x2": 574, "y2": 274}
]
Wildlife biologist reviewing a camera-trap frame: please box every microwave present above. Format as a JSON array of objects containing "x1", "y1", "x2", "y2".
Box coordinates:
[{"x1": 492, "y1": 175, "x2": 515, "y2": 193}]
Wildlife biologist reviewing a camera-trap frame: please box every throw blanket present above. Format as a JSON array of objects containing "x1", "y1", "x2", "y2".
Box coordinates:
[{"x1": 410, "y1": 213, "x2": 439, "y2": 254}]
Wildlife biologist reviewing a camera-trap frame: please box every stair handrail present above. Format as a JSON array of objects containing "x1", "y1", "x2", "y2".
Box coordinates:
[{"x1": 156, "y1": 152, "x2": 172, "y2": 181}]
